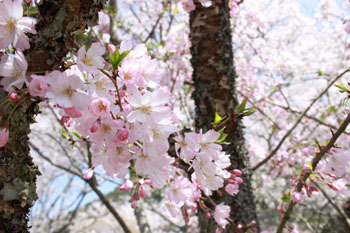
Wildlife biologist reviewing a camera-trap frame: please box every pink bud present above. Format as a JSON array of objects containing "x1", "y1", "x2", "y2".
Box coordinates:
[
  {"x1": 60, "y1": 116, "x2": 71, "y2": 127},
  {"x1": 250, "y1": 220, "x2": 256, "y2": 225},
  {"x1": 117, "y1": 128, "x2": 129, "y2": 141},
  {"x1": 131, "y1": 200, "x2": 137, "y2": 208},
  {"x1": 120, "y1": 180, "x2": 133, "y2": 191},
  {"x1": 63, "y1": 107, "x2": 83, "y2": 118},
  {"x1": 252, "y1": 228, "x2": 258, "y2": 232},
  {"x1": 10, "y1": 93, "x2": 17, "y2": 101},
  {"x1": 194, "y1": 190, "x2": 200, "y2": 202},
  {"x1": 228, "y1": 179, "x2": 236, "y2": 184},
  {"x1": 200, "y1": 202, "x2": 207, "y2": 209},
  {"x1": 143, "y1": 179, "x2": 152, "y2": 186},
  {"x1": 327, "y1": 173, "x2": 337, "y2": 178},
  {"x1": 0, "y1": 126, "x2": 9, "y2": 147},
  {"x1": 215, "y1": 229, "x2": 222, "y2": 233},
  {"x1": 235, "y1": 177, "x2": 244, "y2": 184},
  {"x1": 181, "y1": 206, "x2": 189, "y2": 222},
  {"x1": 24, "y1": 0, "x2": 32, "y2": 6},
  {"x1": 232, "y1": 169, "x2": 242, "y2": 176},
  {"x1": 277, "y1": 204, "x2": 284, "y2": 213},
  {"x1": 303, "y1": 164, "x2": 311, "y2": 172},
  {"x1": 205, "y1": 212, "x2": 211, "y2": 219},
  {"x1": 119, "y1": 90, "x2": 126, "y2": 98},
  {"x1": 108, "y1": 44, "x2": 116, "y2": 54},
  {"x1": 138, "y1": 185, "x2": 147, "y2": 198},
  {"x1": 216, "y1": 190, "x2": 223, "y2": 197},
  {"x1": 190, "y1": 204, "x2": 197, "y2": 212},
  {"x1": 90, "y1": 122, "x2": 100, "y2": 133},
  {"x1": 328, "y1": 182, "x2": 340, "y2": 191},
  {"x1": 83, "y1": 167, "x2": 94, "y2": 180}
]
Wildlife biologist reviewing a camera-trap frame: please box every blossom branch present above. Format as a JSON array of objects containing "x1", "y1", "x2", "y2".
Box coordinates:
[
  {"x1": 276, "y1": 111, "x2": 350, "y2": 233},
  {"x1": 253, "y1": 69, "x2": 350, "y2": 171}
]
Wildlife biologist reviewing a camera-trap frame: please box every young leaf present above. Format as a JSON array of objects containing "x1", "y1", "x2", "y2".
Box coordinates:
[
  {"x1": 236, "y1": 99, "x2": 247, "y2": 114},
  {"x1": 282, "y1": 193, "x2": 290, "y2": 202}
]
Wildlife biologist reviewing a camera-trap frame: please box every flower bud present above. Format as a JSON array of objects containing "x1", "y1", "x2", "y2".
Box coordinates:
[
  {"x1": 108, "y1": 44, "x2": 116, "y2": 54},
  {"x1": 131, "y1": 200, "x2": 137, "y2": 208},
  {"x1": 0, "y1": 126, "x2": 9, "y2": 147},
  {"x1": 232, "y1": 169, "x2": 242, "y2": 176},
  {"x1": 10, "y1": 93, "x2": 17, "y2": 101},
  {"x1": 90, "y1": 122, "x2": 101, "y2": 133},
  {"x1": 83, "y1": 167, "x2": 94, "y2": 180},
  {"x1": 117, "y1": 128, "x2": 129, "y2": 141},
  {"x1": 120, "y1": 180, "x2": 133, "y2": 191}
]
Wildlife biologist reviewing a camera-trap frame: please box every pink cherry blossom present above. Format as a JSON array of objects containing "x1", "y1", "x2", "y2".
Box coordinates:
[
  {"x1": 127, "y1": 89, "x2": 170, "y2": 124},
  {"x1": 0, "y1": 50, "x2": 27, "y2": 92},
  {"x1": 29, "y1": 75, "x2": 48, "y2": 97},
  {"x1": 46, "y1": 71, "x2": 90, "y2": 111},
  {"x1": 213, "y1": 203, "x2": 230, "y2": 229},
  {"x1": 181, "y1": 0, "x2": 195, "y2": 13},
  {"x1": 77, "y1": 42, "x2": 105, "y2": 75},
  {"x1": 0, "y1": 0, "x2": 36, "y2": 50},
  {"x1": 89, "y1": 97, "x2": 110, "y2": 117},
  {"x1": 225, "y1": 183, "x2": 239, "y2": 196},
  {"x1": 120, "y1": 37, "x2": 133, "y2": 53}
]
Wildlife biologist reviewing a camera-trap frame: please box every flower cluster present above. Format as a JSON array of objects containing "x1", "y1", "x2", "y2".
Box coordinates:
[{"x1": 0, "y1": 1, "x2": 240, "y2": 227}]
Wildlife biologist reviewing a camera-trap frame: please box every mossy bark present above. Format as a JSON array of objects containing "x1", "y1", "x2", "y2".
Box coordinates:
[
  {"x1": 189, "y1": 1, "x2": 259, "y2": 232},
  {"x1": 0, "y1": 1, "x2": 105, "y2": 232}
]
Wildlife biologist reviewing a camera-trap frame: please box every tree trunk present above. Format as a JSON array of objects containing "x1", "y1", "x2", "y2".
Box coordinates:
[
  {"x1": 189, "y1": 1, "x2": 259, "y2": 232},
  {"x1": 0, "y1": 1, "x2": 105, "y2": 232}
]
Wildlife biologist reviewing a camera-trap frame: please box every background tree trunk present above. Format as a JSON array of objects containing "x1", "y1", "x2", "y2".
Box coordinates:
[
  {"x1": 189, "y1": 1, "x2": 259, "y2": 232},
  {"x1": 0, "y1": 1, "x2": 105, "y2": 232}
]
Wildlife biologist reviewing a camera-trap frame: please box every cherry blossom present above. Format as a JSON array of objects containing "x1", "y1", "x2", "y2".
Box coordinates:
[
  {"x1": 0, "y1": 0, "x2": 36, "y2": 50},
  {"x1": 213, "y1": 203, "x2": 230, "y2": 229}
]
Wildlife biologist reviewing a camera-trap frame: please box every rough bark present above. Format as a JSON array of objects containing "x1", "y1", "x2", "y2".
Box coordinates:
[
  {"x1": 189, "y1": 1, "x2": 258, "y2": 232},
  {"x1": 0, "y1": 1, "x2": 105, "y2": 232}
]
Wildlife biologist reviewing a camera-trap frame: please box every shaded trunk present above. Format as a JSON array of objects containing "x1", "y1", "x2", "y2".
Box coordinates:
[
  {"x1": 0, "y1": 1, "x2": 105, "y2": 232},
  {"x1": 189, "y1": 1, "x2": 258, "y2": 232}
]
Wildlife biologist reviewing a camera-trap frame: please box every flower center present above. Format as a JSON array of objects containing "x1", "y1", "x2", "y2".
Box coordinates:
[
  {"x1": 83, "y1": 56, "x2": 93, "y2": 66},
  {"x1": 140, "y1": 105, "x2": 152, "y2": 114},
  {"x1": 65, "y1": 87, "x2": 74, "y2": 97},
  {"x1": 6, "y1": 20, "x2": 15, "y2": 33}
]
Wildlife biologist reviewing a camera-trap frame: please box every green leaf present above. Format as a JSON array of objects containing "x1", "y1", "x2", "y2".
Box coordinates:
[
  {"x1": 60, "y1": 128, "x2": 69, "y2": 140},
  {"x1": 236, "y1": 99, "x2": 247, "y2": 114},
  {"x1": 335, "y1": 84, "x2": 348, "y2": 93},
  {"x1": 109, "y1": 48, "x2": 120, "y2": 71},
  {"x1": 213, "y1": 105, "x2": 225, "y2": 126},
  {"x1": 71, "y1": 131, "x2": 82, "y2": 138},
  {"x1": 243, "y1": 108, "x2": 256, "y2": 116},
  {"x1": 117, "y1": 50, "x2": 131, "y2": 67},
  {"x1": 215, "y1": 127, "x2": 230, "y2": 145},
  {"x1": 307, "y1": 162, "x2": 313, "y2": 173},
  {"x1": 282, "y1": 193, "x2": 290, "y2": 202}
]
